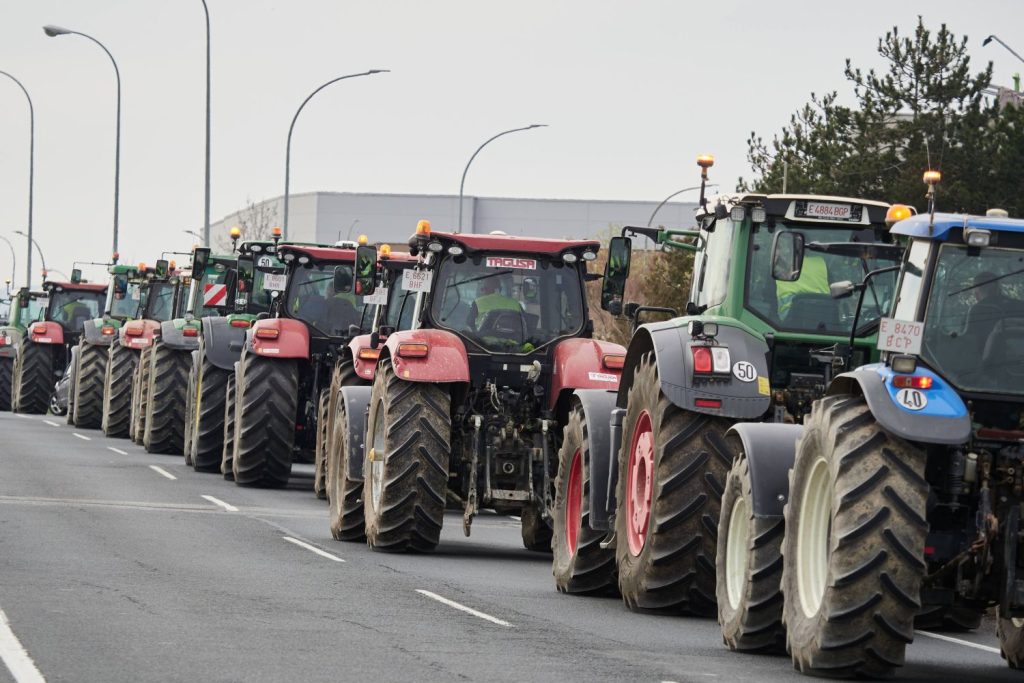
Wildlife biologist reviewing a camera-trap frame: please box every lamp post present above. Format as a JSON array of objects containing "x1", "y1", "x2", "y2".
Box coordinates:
[
  {"x1": 43, "y1": 24, "x2": 122, "y2": 255},
  {"x1": 0, "y1": 71, "x2": 33, "y2": 288},
  {"x1": 983, "y1": 35, "x2": 1024, "y2": 66},
  {"x1": 14, "y1": 230, "x2": 46, "y2": 282},
  {"x1": 283, "y1": 69, "x2": 389, "y2": 239},
  {"x1": 200, "y1": 0, "x2": 212, "y2": 247},
  {"x1": 647, "y1": 185, "x2": 718, "y2": 227},
  {"x1": 0, "y1": 236, "x2": 16, "y2": 288},
  {"x1": 183, "y1": 229, "x2": 204, "y2": 243},
  {"x1": 458, "y1": 124, "x2": 546, "y2": 234}
]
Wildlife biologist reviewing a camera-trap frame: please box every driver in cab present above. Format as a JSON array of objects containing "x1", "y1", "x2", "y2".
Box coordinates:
[{"x1": 468, "y1": 274, "x2": 522, "y2": 331}]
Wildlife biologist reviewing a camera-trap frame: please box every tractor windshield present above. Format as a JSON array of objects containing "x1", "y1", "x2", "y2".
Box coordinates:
[
  {"x1": 144, "y1": 282, "x2": 175, "y2": 322},
  {"x1": 49, "y1": 289, "x2": 105, "y2": 330},
  {"x1": 195, "y1": 262, "x2": 234, "y2": 316},
  {"x1": 747, "y1": 224, "x2": 898, "y2": 335},
  {"x1": 248, "y1": 260, "x2": 286, "y2": 315},
  {"x1": 22, "y1": 294, "x2": 48, "y2": 323},
  {"x1": 286, "y1": 261, "x2": 364, "y2": 338},
  {"x1": 429, "y1": 253, "x2": 585, "y2": 354},
  {"x1": 919, "y1": 243, "x2": 1024, "y2": 396},
  {"x1": 384, "y1": 268, "x2": 416, "y2": 331},
  {"x1": 109, "y1": 282, "x2": 145, "y2": 319}
]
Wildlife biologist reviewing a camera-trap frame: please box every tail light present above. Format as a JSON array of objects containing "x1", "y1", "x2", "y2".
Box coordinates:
[
  {"x1": 255, "y1": 327, "x2": 279, "y2": 340},
  {"x1": 182, "y1": 327, "x2": 199, "y2": 338},
  {"x1": 692, "y1": 346, "x2": 730, "y2": 375},
  {"x1": 692, "y1": 347, "x2": 713, "y2": 374},
  {"x1": 124, "y1": 323, "x2": 144, "y2": 337},
  {"x1": 397, "y1": 342, "x2": 428, "y2": 358},
  {"x1": 893, "y1": 375, "x2": 933, "y2": 390},
  {"x1": 358, "y1": 347, "x2": 381, "y2": 361},
  {"x1": 602, "y1": 354, "x2": 625, "y2": 370},
  {"x1": 230, "y1": 319, "x2": 251, "y2": 329},
  {"x1": 101, "y1": 325, "x2": 116, "y2": 336},
  {"x1": 0, "y1": 336, "x2": 8, "y2": 346},
  {"x1": 31, "y1": 324, "x2": 47, "y2": 335}
]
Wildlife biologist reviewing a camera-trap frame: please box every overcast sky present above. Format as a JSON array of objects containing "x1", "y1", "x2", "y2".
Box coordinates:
[{"x1": 1, "y1": 0, "x2": 1022, "y2": 285}]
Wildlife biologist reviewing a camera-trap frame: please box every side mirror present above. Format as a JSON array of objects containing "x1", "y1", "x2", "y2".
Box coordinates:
[
  {"x1": 71, "y1": 268, "x2": 82, "y2": 284},
  {"x1": 522, "y1": 277, "x2": 539, "y2": 302},
  {"x1": 334, "y1": 265, "x2": 355, "y2": 295},
  {"x1": 191, "y1": 247, "x2": 211, "y2": 278},
  {"x1": 354, "y1": 245, "x2": 377, "y2": 296},
  {"x1": 829, "y1": 280, "x2": 856, "y2": 299},
  {"x1": 155, "y1": 260, "x2": 169, "y2": 277},
  {"x1": 601, "y1": 236, "x2": 632, "y2": 312},
  {"x1": 771, "y1": 231, "x2": 805, "y2": 282},
  {"x1": 113, "y1": 274, "x2": 129, "y2": 297}
]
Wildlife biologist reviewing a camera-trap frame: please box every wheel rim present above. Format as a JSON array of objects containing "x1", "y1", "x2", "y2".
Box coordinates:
[
  {"x1": 565, "y1": 448, "x2": 583, "y2": 558},
  {"x1": 370, "y1": 399, "x2": 386, "y2": 511},
  {"x1": 625, "y1": 411, "x2": 654, "y2": 556},
  {"x1": 725, "y1": 495, "x2": 750, "y2": 610},
  {"x1": 797, "y1": 456, "x2": 832, "y2": 618},
  {"x1": 50, "y1": 394, "x2": 60, "y2": 414}
]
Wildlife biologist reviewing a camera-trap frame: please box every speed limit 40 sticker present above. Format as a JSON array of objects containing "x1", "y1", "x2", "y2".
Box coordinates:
[{"x1": 895, "y1": 388, "x2": 928, "y2": 411}]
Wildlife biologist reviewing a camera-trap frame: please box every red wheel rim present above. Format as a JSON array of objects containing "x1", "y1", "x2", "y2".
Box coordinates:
[
  {"x1": 565, "y1": 448, "x2": 583, "y2": 558},
  {"x1": 626, "y1": 410, "x2": 654, "y2": 556}
]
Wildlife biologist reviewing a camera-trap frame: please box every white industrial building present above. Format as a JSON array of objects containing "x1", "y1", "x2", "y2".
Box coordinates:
[{"x1": 209, "y1": 191, "x2": 698, "y2": 246}]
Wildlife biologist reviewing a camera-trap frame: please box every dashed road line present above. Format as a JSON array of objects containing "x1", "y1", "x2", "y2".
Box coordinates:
[
  {"x1": 0, "y1": 606, "x2": 46, "y2": 682},
  {"x1": 149, "y1": 465, "x2": 177, "y2": 481},
  {"x1": 415, "y1": 589, "x2": 512, "y2": 627},
  {"x1": 72, "y1": 433, "x2": 90, "y2": 441},
  {"x1": 12, "y1": 414, "x2": 31, "y2": 420},
  {"x1": 107, "y1": 447, "x2": 128, "y2": 456},
  {"x1": 914, "y1": 629, "x2": 1001, "y2": 655},
  {"x1": 201, "y1": 495, "x2": 238, "y2": 512},
  {"x1": 42, "y1": 420, "x2": 59, "y2": 427},
  {"x1": 283, "y1": 536, "x2": 345, "y2": 562}
]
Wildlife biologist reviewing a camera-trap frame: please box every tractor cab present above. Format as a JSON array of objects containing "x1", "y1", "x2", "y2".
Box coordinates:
[
  {"x1": 180, "y1": 248, "x2": 239, "y2": 323},
  {"x1": 39, "y1": 280, "x2": 107, "y2": 346},
  {"x1": 278, "y1": 244, "x2": 363, "y2": 345},
  {"x1": 234, "y1": 240, "x2": 286, "y2": 321},
  {"x1": 0, "y1": 288, "x2": 47, "y2": 350}
]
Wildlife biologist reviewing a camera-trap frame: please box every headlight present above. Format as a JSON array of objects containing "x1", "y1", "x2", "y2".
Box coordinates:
[
  {"x1": 562, "y1": 253, "x2": 578, "y2": 264},
  {"x1": 582, "y1": 251, "x2": 597, "y2": 261},
  {"x1": 427, "y1": 242, "x2": 443, "y2": 253},
  {"x1": 448, "y1": 246, "x2": 464, "y2": 256},
  {"x1": 298, "y1": 256, "x2": 310, "y2": 265}
]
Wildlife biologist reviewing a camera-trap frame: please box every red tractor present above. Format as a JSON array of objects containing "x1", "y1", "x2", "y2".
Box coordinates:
[
  {"x1": 228, "y1": 243, "x2": 365, "y2": 487},
  {"x1": 351, "y1": 221, "x2": 626, "y2": 552}
]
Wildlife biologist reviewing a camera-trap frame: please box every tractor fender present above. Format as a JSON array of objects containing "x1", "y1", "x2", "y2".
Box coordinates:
[
  {"x1": 347, "y1": 334, "x2": 378, "y2": 382},
  {"x1": 570, "y1": 388, "x2": 620, "y2": 533},
  {"x1": 81, "y1": 319, "x2": 116, "y2": 346},
  {"x1": 829, "y1": 364, "x2": 972, "y2": 445},
  {"x1": 250, "y1": 318, "x2": 309, "y2": 359},
  {"x1": 202, "y1": 316, "x2": 247, "y2": 370},
  {"x1": 727, "y1": 423, "x2": 804, "y2": 518},
  {"x1": 381, "y1": 329, "x2": 470, "y2": 383},
  {"x1": 617, "y1": 319, "x2": 770, "y2": 420},
  {"x1": 549, "y1": 338, "x2": 625, "y2": 413},
  {"x1": 0, "y1": 327, "x2": 23, "y2": 358},
  {"x1": 159, "y1": 320, "x2": 200, "y2": 351},
  {"x1": 340, "y1": 385, "x2": 373, "y2": 483},
  {"x1": 26, "y1": 321, "x2": 64, "y2": 346},
  {"x1": 118, "y1": 319, "x2": 160, "y2": 351}
]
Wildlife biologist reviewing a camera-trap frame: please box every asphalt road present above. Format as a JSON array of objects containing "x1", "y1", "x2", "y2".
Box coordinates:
[{"x1": 0, "y1": 410, "x2": 1021, "y2": 683}]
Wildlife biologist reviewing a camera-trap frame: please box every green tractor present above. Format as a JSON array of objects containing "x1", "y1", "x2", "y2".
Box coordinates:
[
  {"x1": 0, "y1": 286, "x2": 47, "y2": 411},
  {"x1": 101, "y1": 260, "x2": 186, "y2": 438},
  {"x1": 184, "y1": 239, "x2": 286, "y2": 472},
  {"x1": 137, "y1": 246, "x2": 237, "y2": 454},
  {"x1": 551, "y1": 156, "x2": 904, "y2": 613}
]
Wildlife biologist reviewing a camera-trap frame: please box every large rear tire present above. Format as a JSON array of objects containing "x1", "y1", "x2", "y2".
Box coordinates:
[
  {"x1": 319, "y1": 361, "x2": 361, "y2": 499},
  {"x1": 363, "y1": 363, "x2": 450, "y2": 553},
  {"x1": 551, "y1": 405, "x2": 617, "y2": 593},
  {"x1": 72, "y1": 341, "x2": 106, "y2": 429},
  {"x1": 143, "y1": 339, "x2": 190, "y2": 454},
  {"x1": 130, "y1": 347, "x2": 150, "y2": 443},
  {"x1": 190, "y1": 348, "x2": 229, "y2": 473},
  {"x1": 615, "y1": 353, "x2": 733, "y2": 614},
  {"x1": 313, "y1": 390, "x2": 330, "y2": 499},
  {"x1": 716, "y1": 453, "x2": 786, "y2": 652},
  {"x1": 914, "y1": 602, "x2": 984, "y2": 631},
  {"x1": 521, "y1": 504, "x2": 553, "y2": 552},
  {"x1": 221, "y1": 370, "x2": 237, "y2": 480},
  {"x1": 232, "y1": 352, "x2": 298, "y2": 488},
  {"x1": 782, "y1": 395, "x2": 928, "y2": 678},
  {"x1": 998, "y1": 609, "x2": 1024, "y2": 669},
  {"x1": 0, "y1": 357, "x2": 13, "y2": 411},
  {"x1": 328, "y1": 390, "x2": 366, "y2": 542},
  {"x1": 14, "y1": 342, "x2": 54, "y2": 415},
  {"x1": 102, "y1": 343, "x2": 137, "y2": 438}
]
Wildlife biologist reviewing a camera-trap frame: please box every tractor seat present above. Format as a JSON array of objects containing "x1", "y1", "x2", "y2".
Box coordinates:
[
  {"x1": 783, "y1": 293, "x2": 839, "y2": 331},
  {"x1": 981, "y1": 317, "x2": 1024, "y2": 380},
  {"x1": 67, "y1": 306, "x2": 92, "y2": 332}
]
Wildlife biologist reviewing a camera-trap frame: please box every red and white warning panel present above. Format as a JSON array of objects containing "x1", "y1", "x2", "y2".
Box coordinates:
[{"x1": 203, "y1": 283, "x2": 228, "y2": 307}]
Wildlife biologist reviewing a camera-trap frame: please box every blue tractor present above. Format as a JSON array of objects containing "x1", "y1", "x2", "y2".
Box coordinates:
[{"x1": 717, "y1": 202, "x2": 1024, "y2": 677}]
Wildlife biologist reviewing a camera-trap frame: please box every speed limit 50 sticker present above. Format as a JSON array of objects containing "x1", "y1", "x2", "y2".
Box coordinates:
[{"x1": 895, "y1": 388, "x2": 928, "y2": 411}]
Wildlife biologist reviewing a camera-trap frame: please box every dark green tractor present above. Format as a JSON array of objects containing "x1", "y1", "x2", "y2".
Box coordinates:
[{"x1": 0, "y1": 287, "x2": 47, "y2": 411}]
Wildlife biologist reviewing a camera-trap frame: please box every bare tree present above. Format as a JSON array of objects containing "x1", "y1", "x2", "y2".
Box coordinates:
[{"x1": 213, "y1": 197, "x2": 280, "y2": 251}]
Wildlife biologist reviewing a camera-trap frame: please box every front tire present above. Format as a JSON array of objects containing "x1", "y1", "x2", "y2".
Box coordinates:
[
  {"x1": 782, "y1": 395, "x2": 928, "y2": 678},
  {"x1": 221, "y1": 370, "x2": 237, "y2": 480},
  {"x1": 614, "y1": 353, "x2": 733, "y2": 614},
  {"x1": 998, "y1": 609, "x2": 1024, "y2": 669},
  {"x1": 329, "y1": 392, "x2": 365, "y2": 542},
  {"x1": 363, "y1": 363, "x2": 450, "y2": 553},
  {"x1": 190, "y1": 348, "x2": 230, "y2": 472},
  {"x1": 0, "y1": 357, "x2": 13, "y2": 411},
  {"x1": 102, "y1": 343, "x2": 137, "y2": 438},
  {"x1": 716, "y1": 454, "x2": 785, "y2": 652},
  {"x1": 313, "y1": 390, "x2": 330, "y2": 499},
  {"x1": 143, "y1": 339, "x2": 191, "y2": 454},
  {"x1": 72, "y1": 341, "x2": 106, "y2": 429},
  {"x1": 14, "y1": 342, "x2": 54, "y2": 415},
  {"x1": 232, "y1": 352, "x2": 298, "y2": 488}
]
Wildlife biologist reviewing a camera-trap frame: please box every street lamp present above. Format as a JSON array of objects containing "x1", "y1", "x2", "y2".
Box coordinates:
[
  {"x1": 14, "y1": 230, "x2": 46, "y2": 284},
  {"x1": 43, "y1": 24, "x2": 122, "y2": 255},
  {"x1": 200, "y1": 0, "x2": 212, "y2": 247},
  {"x1": 0, "y1": 236, "x2": 16, "y2": 287},
  {"x1": 458, "y1": 124, "x2": 546, "y2": 234},
  {"x1": 0, "y1": 71, "x2": 34, "y2": 288},
  {"x1": 983, "y1": 35, "x2": 1024, "y2": 66},
  {"x1": 647, "y1": 185, "x2": 718, "y2": 227},
  {"x1": 183, "y1": 229, "x2": 204, "y2": 243},
  {"x1": 283, "y1": 69, "x2": 390, "y2": 239}
]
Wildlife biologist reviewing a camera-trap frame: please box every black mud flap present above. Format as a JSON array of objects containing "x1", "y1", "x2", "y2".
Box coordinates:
[{"x1": 728, "y1": 422, "x2": 803, "y2": 518}]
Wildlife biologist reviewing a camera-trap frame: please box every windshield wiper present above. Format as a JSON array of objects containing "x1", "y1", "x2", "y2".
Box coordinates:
[{"x1": 948, "y1": 266, "x2": 1024, "y2": 297}]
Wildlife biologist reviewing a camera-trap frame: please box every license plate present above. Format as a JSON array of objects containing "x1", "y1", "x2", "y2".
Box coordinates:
[
  {"x1": 794, "y1": 200, "x2": 863, "y2": 222},
  {"x1": 263, "y1": 274, "x2": 287, "y2": 291}
]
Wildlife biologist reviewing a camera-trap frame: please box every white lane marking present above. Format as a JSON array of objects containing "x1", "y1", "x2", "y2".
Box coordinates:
[
  {"x1": 12, "y1": 414, "x2": 30, "y2": 420},
  {"x1": 282, "y1": 536, "x2": 345, "y2": 563},
  {"x1": 415, "y1": 589, "x2": 512, "y2": 627},
  {"x1": 72, "y1": 433, "x2": 90, "y2": 441},
  {"x1": 914, "y1": 629, "x2": 1001, "y2": 655},
  {"x1": 0, "y1": 606, "x2": 46, "y2": 682},
  {"x1": 107, "y1": 447, "x2": 128, "y2": 456},
  {"x1": 42, "y1": 420, "x2": 59, "y2": 427},
  {"x1": 149, "y1": 465, "x2": 177, "y2": 481},
  {"x1": 201, "y1": 495, "x2": 238, "y2": 512}
]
